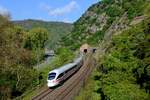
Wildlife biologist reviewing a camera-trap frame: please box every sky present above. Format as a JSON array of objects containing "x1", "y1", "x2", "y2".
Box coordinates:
[{"x1": 0, "y1": 0, "x2": 99, "y2": 23}]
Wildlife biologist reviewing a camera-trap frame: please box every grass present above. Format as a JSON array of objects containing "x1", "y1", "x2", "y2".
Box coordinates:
[{"x1": 75, "y1": 69, "x2": 101, "y2": 100}]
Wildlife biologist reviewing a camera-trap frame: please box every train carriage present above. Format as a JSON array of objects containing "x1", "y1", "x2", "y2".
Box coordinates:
[{"x1": 47, "y1": 55, "x2": 83, "y2": 87}]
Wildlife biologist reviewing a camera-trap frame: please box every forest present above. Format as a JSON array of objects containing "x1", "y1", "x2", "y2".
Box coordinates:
[
  {"x1": 74, "y1": 0, "x2": 150, "y2": 99},
  {"x1": 98, "y1": 17, "x2": 150, "y2": 99},
  {"x1": 0, "y1": 15, "x2": 74, "y2": 99},
  {"x1": 76, "y1": 17, "x2": 150, "y2": 99},
  {"x1": 0, "y1": 15, "x2": 48, "y2": 99}
]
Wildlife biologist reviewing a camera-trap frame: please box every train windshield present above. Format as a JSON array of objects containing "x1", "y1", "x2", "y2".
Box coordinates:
[{"x1": 48, "y1": 73, "x2": 56, "y2": 80}]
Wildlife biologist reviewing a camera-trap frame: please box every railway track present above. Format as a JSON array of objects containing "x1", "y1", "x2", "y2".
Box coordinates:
[
  {"x1": 32, "y1": 53, "x2": 95, "y2": 100},
  {"x1": 32, "y1": 88, "x2": 53, "y2": 100},
  {"x1": 55, "y1": 54, "x2": 94, "y2": 100}
]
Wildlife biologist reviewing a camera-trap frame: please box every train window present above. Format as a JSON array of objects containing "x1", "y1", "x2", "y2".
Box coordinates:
[
  {"x1": 57, "y1": 73, "x2": 64, "y2": 79},
  {"x1": 48, "y1": 73, "x2": 56, "y2": 80}
]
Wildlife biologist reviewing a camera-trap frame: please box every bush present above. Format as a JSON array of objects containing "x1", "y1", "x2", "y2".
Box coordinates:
[
  {"x1": 105, "y1": 5, "x2": 123, "y2": 17},
  {"x1": 55, "y1": 47, "x2": 75, "y2": 65},
  {"x1": 0, "y1": 15, "x2": 46, "y2": 99},
  {"x1": 24, "y1": 27, "x2": 48, "y2": 50},
  {"x1": 99, "y1": 17, "x2": 150, "y2": 99},
  {"x1": 126, "y1": 0, "x2": 145, "y2": 20}
]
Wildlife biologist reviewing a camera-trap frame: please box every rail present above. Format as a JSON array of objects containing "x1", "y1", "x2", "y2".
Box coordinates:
[
  {"x1": 32, "y1": 88, "x2": 53, "y2": 100},
  {"x1": 32, "y1": 53, "x2": 95, "y2": 100}
]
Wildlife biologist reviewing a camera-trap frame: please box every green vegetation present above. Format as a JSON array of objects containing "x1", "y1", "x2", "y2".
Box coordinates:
[
  {"x1": 72, "y1": 0, "x2": 150, "y2": 99},
  {"x1": 97, "y1": 17, "x2": 150, "y2": 99},
  {"x1": 60, "y1": 0, "x2": 147, "y2": 50},
  {"x1": 24, "y1": 28, "x2": 48, "y2": 50},
  {"x1": 76, "y1": 16, "x2": 150, "y2": 100},
  {"x1": 14, "y1": 19, "x2": 73, "y2": 49},
  {"x1": 0, "y1": 15, "x2": 75, "y2": 99},
  {"x1": 87, "y1": 31, "x2": 105, "y2": 45},
  {"x1": 0, "y1": 15, "x2": 40, "y2": 99},
  {"x1": 105, "y1": 5, "x2": 123, "y2": 17},
  {"x1": 124, "y1": 0, "x2": 145, "y2": 20},
  {"x1": 75, "y1": 69, "x2": 101, "y2": 100}
]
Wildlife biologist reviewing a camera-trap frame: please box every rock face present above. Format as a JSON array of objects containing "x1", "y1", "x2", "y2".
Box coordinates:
[{"x1": 60, "y1": 0, "x2": 147, "y2": 50}]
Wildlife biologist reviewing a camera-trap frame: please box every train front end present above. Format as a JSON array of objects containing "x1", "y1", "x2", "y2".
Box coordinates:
[{"x1": 47, "y1": 72, "x2": 60, "y2": 87}]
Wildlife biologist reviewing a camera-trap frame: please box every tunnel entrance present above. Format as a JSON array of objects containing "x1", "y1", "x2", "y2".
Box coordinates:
[
  {"x1": 84, "y1": 49, "x2": 87, "y2": 53},
  {"x1": 80, "y1": 43, "x2": 90, "y2": 54}
]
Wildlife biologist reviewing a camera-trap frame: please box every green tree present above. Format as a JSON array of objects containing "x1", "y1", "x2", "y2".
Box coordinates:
[
  {"x1": 55, "y1": 47, "x2": 75, "y2": 66},
  {"x1": 0, "y1": 15, "x2": 39, "y2": 99},
  {"x1": 99, "y1": 16, "x2": 150, "y2": 99},
  {"x1": 105, "y1": 5, "x2": 123, "y2": 17},
  {"x1": 24, "y1": 27, "x2": 48, "y2": 50}
]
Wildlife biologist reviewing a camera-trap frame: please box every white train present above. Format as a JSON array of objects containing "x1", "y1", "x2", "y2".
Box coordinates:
[{"x1": 47, "y1": 55, "x2": 83, "y2": 87}]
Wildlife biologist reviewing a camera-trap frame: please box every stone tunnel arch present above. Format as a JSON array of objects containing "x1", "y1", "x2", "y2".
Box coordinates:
[{"x1": 80, "y1": 43, "x2": 90, "y2": 54}]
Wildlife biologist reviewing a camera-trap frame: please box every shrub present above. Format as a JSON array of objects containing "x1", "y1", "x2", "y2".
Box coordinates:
[{"x1": 105, "y1": 5, "x2": 123, "y2": 17}]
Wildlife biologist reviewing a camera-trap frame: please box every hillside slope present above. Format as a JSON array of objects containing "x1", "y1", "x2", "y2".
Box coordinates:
[
  {"x1": 13, "y1": 19, "x2": 73, "y2": 49},
  {"x1": 60, "y1": 0, "x2": 150, "y2": 99},
  {"x1": 60, "y1": 0, "x2": 148, "y2": 50}
]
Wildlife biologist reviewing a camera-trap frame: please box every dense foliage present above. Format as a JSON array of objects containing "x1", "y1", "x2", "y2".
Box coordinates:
[
  {"x1": 0, "y1": 15, "x2": 49, "y2": 99},
  {"x1": 60, "y1": 0, "x2": 147, "y2": 50},
  {"x1": 76, "y1": 15, "x2": 150, "y2": 100},
  {"x1": 24, "y1": 28, "x2": 48, "y2": 50},
  {"x1": 14, "y1": 19, "x2": 73, "y2": 49},
  {"x1": 98, "y1": 17, "x2": 150, "y2": 99},
  {"x1": 73, "y1": 0, "x2": 150, "y2": 99}
]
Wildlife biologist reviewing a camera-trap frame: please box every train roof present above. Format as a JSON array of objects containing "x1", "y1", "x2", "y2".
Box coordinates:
[
  {"x1": 49, "y1": 55, "x2": 83, "y2": 75},
  {"x1": 49, "y1": 63, "x2": 76, "y2": 74}
]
